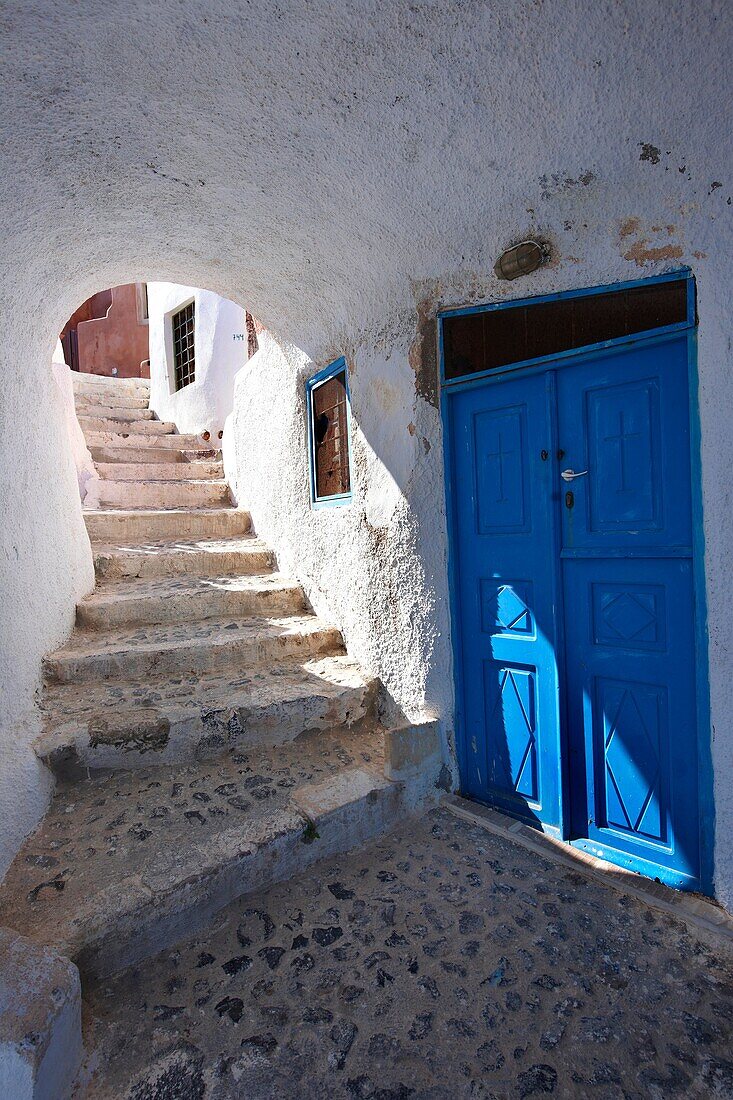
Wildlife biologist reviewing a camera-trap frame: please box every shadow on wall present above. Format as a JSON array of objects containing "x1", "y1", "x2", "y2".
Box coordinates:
[{"x1": 221, "y1": 326, "x2": 457, "y2": 794}]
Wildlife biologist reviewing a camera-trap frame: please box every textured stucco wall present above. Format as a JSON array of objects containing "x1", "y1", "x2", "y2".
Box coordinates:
[
  {"x1": 51, "y1": 342, "x2": 100, "y2": 509},
  {"x1": 148, "y1": 283, "x2": 247, "y2": 436},
  {"x1": 0, "y1": 0, "x2": 732, "y2": 904},
  {"x1": 0, "y1": 320, "x2": 95, "y2": 878},
  {"x1": 224, "y1": 331, "x2": 451, "y2": 736}
]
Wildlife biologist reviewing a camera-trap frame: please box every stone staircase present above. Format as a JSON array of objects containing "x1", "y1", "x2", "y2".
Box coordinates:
[{"x1": 0, "y1": 372, "x2": 441, "y2": 998}]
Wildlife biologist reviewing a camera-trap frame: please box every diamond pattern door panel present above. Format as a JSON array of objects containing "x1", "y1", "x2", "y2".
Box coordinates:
[
  {"x1": 592, "y1": 583, "x2": 666, "y2": 651},
  {"x1": 484, "y1": 663, "x2": 538, "y2": 802},
  {"x1": 596, "y1": 678, "x2": 667, "y2": 842},
  {"x1": 480, "y1": 581, "x2": 535, "y2": 637}
]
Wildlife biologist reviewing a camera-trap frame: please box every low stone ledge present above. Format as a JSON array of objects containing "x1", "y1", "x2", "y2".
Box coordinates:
[
  {"x1": 383, "y1": 719, "x2": 442, "y2": 781},
  {"x1": 0, "y1": 927, "x2": 82, "y2": 1100}
]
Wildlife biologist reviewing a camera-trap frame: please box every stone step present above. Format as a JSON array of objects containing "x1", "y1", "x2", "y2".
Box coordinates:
[
  {"x1": 84, "y1": 507, "x2": 250, "y2": 543},
  {"x1": 0, "y1": 724, "x2": 405, "y2": 981},
  {"x1": 43, "y1": 613, "x2": 344, "y2": 684},
  {"x1": 90, "y1": 444, "x2": 221, "y2": 464},
  {"x1": 95, "y1": 461, "x2": 224, "y2": 481},
  {"x1": 79, "y1": 416, "x2": 175, "y2": 435},
  {"x1": 72, "y1": 374, "x2": 150, "y2": 396},
  {"x1": 76, "y1": 573, "x2": 306, "y2": 629},
  {"x1": 97, "y1": 478, "x2": 231, "y2": 510},
  {"x1": 92, "y1": 534, "x2": 272, "y2": 581},
  {"x1": 85, "y1": 431, "x2": 208, "y2": 450},
  {"x1": 75, "y1": 392, "x2": 149, "y2": 410},
  {"x1": 36, "y1": 653, "x2": 376, "y2": 772},
  {"x1": 75, "y1": 405, "x2": 156, "y2": 422}
]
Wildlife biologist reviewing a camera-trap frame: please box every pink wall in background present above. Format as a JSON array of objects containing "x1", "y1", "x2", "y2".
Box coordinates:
[{"x1": 62, "y1": 283, "x2": 150, "y2": 378}]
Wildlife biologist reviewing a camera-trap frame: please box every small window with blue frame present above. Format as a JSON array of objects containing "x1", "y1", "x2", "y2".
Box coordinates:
[{"x1": 307, "y1": 358, "x2": 353, "y2": 507}]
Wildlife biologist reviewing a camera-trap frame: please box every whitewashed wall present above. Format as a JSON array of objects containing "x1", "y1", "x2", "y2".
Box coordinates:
[
  {"x1": 0, "y1": 0, "x2": 732, "y2": 907},
  {"x1": 0, "y1": 320, "x2": 95, "y2": 878},
  {"x1": 147, "y1": 283, "x2": 248, "y2": 436},
  {"x1": 224, "y1": 331, "x2": 452, "y2": 738},
  {"x1": 51, "y1": 341, "x2": 100, "y2": 509}
]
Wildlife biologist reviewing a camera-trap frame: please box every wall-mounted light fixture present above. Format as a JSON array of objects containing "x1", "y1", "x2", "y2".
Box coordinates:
[{"x1": 494, "y1": 239, "x2": 548, "y2": 280}]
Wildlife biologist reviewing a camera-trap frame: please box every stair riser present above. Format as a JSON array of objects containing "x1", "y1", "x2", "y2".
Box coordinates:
[
  {"x1": 79, "y1": 417, "x2": 174, "y2": 435},
  {"x1": 85, "y1": 432, "x2": 208, "y2": 450},
  {"x1": 90, "y1": 446, "x2": 221, "y2": 464},
  {"x1": 39, "y1": 679, "x2": 376, "y2": 775},
  {"x1": 84, "y1": 509, "x2": 250, "y2": 542},
  {"x1": 73, "y1": 779, "x2": 402, "y2": 981},
  {"x1": 72, "y1": 378, "x2": 150, "y2": 398},
  {"x1": 97, "y1": 480, "x2": 231, "y2": 510},
  {"x1": 93, "y1": 544, "x2": 271, "y2": 581},
  {"x1": 43, "y1": 626, "x2": 344, "y2": 684},
  {"x1": 95, "y1": 462, "x2": 224, "y2": 481},
  {"x1": 75, "y1": 406, "x2": 155, "y2": 422},
  {"x1": 75, "y1": 394, "x2": 149, "y2": 410},
  {"x1": 77, "y1": 584, "x2": 306, "y2": 629}
]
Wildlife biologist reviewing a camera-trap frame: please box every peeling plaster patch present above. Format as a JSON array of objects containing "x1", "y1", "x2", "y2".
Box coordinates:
[
  {"x1": 638, "y1": 143, "x2": 661, "y2": 164},
  {"x1": 693, "y1": 250, "x2": 708, "y2": 260},
  {"x1": 624, "y1": 240, "x2": 684, "y2": 267},
  {"x1": 618, "y1": 218, "x2": 685, "y2": 268},
  {"x1": 409, "y1": 290, "x2": 440, "y2": 409},
  {"x1": 619, "y1": 217, "x2": 640, "y2": 239},
  {"x1": 407, "y1": 422, "x2": 417, "y2": 436}
]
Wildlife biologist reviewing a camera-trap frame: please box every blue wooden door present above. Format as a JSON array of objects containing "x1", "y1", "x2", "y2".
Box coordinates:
[
  {"x1": 447, "y1": 333, "x2": 701, "y2": 888},
  {"x1": 559, "y1": 336, "x2": 699, "y2": 887},
  {"x1": 448, "y1": 373, "x2": 563, "y2": 830}
]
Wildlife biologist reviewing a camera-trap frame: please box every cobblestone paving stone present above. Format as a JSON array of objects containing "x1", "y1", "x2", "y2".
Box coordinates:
[{"x1": 84, "y1": 807, "x2": 733, "y2": 1100}]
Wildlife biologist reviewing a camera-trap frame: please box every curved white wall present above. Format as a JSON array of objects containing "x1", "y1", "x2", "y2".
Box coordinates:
[
  {"x1": 0, "y1": 326, "x2": 95, "y2": 877},
  {"x1": 0, "y1": 1, "x2": 732, "y2": 906},
  {"x1": 148, "y1": 283, "x2": 248, "y2": 436}
]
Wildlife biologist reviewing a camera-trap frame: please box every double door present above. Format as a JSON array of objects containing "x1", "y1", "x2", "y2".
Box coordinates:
[{"x1": 447, "y1": 334, "x2": 701, "y2": 888}]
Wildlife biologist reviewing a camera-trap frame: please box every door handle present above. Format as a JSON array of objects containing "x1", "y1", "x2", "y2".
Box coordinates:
[{"x1": 560, "y1": 468, "x2": 588, "y2": 482}]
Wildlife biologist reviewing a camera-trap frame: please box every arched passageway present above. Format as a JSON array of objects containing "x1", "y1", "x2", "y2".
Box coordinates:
[{"x1": 1, "y1": 1, "x2": 733, "y2": 917}]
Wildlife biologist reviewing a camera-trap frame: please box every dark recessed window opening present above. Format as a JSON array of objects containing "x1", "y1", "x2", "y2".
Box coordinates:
[
  {"x1": 308, "y1": 360, "x2": 352, "y2": 504},
  {"x1": 172, "y1": 301, "x2": 196, "y2": 390},
  {"x1": 442, "y1": 277, "x2": 690, "y2": 382}
]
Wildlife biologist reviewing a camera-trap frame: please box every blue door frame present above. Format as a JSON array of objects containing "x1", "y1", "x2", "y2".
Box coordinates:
[{"x1": 439, "y1": 270, "x2": 714, "y2": 895}]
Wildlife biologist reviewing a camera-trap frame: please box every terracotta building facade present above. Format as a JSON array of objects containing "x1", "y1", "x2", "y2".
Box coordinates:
[{"x1": 60, "y1": 282, "x2": 150, "y2": 378}]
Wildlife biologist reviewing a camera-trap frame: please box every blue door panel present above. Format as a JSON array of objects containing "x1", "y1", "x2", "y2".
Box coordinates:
[
  {"x1": 448, "y1": 375, "x2": 562, "y2": 829},
  {"x1": 563, "y1": 557, "x2": 698, "y2": 885},
  {"x1": 560, "y1": 336, "x2": 699, "y2": 887},
  {"x1": 447, "y1": 329, "x2": 701, "y2": 889},
  {"x1": 560, "y1": 339, "x2": 691, "y2": 551}
]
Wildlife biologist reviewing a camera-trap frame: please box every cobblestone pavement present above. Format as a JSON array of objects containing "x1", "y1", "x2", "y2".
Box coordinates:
[{"x1": 83, "y1": 807, "x2": 733, "y2": 1099}]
